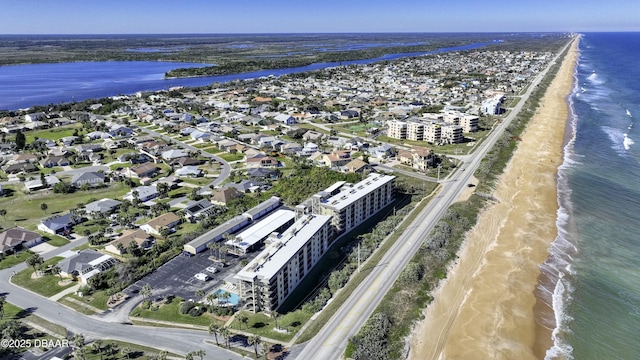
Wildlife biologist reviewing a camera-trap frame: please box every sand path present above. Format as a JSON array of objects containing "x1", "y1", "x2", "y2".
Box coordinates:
[{"x1": 409, "y1": 38, "x2": 579, "y2": 360}]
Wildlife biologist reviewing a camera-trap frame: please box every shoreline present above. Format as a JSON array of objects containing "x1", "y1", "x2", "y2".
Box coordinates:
[{"x1": 409, "y1": 38, "x2": 579, "y2": 360}]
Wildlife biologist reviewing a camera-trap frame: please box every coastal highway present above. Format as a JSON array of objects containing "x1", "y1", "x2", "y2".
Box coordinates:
[{"x1": 293, "y1": 37, "x2": 575, "y2": 360}]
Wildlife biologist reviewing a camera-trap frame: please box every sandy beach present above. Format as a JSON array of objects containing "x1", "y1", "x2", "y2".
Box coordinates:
[{"x1": 409, "y1": 38, "x2": 579, "y2": 360}]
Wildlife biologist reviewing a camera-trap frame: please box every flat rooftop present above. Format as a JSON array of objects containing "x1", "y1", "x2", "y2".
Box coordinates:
[
  {"x1": 236, "y1": 214, "x2": 331, "y2": 282},
  {"x1": 227, "y1": 209, "x2": 295, "y2": 250},
  {"x1": 321, "y1": 173, "x2": 395, "y2": 211},
  {"x1": 187, "y1": 215, "x2": 249, "y2": 249}
]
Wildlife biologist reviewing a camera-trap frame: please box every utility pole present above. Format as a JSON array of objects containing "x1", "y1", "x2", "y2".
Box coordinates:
[{"x1": 357, "y1": 242, "x2": 361, "y2": 274}]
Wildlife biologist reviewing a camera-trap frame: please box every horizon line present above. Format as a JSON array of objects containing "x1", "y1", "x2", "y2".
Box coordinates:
[{"x1": 0, "y1": 30, "x2": 599, "y2": 37}]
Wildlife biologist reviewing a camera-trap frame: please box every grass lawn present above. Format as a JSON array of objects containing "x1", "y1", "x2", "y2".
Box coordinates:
[
  {"x1": 179, "y1": 177, "x2": 213, "y2": 187},
  {"x1": 130, "y1": 297, "x2": 225, "y2": 328},
  {"x1": 69, "y1": 290, "x2": 111, "y2": 310},
  {"x1": 203, "y1": 148, "x2": 223, "y2": 155},
  {"x1": 39, "y1": 233, "x2": 71, "y2": 247},
  {"x1": 0, "y1": 250, "x2": 34, "y2": 270},
  {"x1": 296, "y1": 123, "x2": 331, "y2": 135},
  {"x1": 0, "y1": 183, "x2": 130, "y2": 231},
  {"x1": 218, "y1": 153, "x2": 245, "y2": 162},
  {"x1": 58, "y1": 296, "x2": 97, "y2": 315},
  {"x1": 0, "y1": 302, "x2": 68, "y2": 354},
  {"x1": 11, "y1": 256, "x2": 78, "y2": 297},
  {"x1": 13, "y1": 123, "x2": 84, "y2": 144},
  {"x1": 230, "y1": 310, "x2": 311, "y2": 343}
]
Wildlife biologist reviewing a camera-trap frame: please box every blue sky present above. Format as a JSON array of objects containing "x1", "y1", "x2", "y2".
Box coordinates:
[{"x1": 1, "y1": 0, "x2": 638, "y2": 34}]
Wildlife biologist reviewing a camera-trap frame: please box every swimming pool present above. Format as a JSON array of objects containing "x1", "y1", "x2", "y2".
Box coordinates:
[{"x1": 212, "y1": 289, "x2": 240, "y2": 306}]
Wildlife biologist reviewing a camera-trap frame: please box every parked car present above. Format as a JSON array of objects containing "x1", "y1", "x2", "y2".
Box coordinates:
[
  {"x1": 194, "y1": 273, "x2": 209, "y2": 281},
  {"x1": 182, "y1": 251, "x2": 194, "y2": 257},
  {"x1": 205, "y1": 266, "x2": 218, "y2": 274}
]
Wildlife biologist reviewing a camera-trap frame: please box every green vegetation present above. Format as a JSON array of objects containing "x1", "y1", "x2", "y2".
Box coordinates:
[
  {"x1": 131, "y1": 296, "x2": 225, "y2": 328},
  {"x1": 0, "y1": 183, "x2": 130, "y2": 230},
  {"x1": 229, "y1": 310, "x2": 311, "y2": 342},
  {"x1": 11, "y1": 257, "x2": 76, "y2": 297},
  {"x1": 217, "y1": 153, "x2": 245, "y2": 162},
  {"x1": 0, "y1": 251, "x2": 33, "y2": 269}
]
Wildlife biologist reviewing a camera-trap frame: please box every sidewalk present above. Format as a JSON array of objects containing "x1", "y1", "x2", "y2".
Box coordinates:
[{"x1": 48, "y1": 283, "x2": 81, "y2": 301}]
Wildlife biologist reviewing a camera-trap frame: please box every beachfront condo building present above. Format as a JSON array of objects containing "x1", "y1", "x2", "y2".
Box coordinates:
[
  {"x1": 318, "y1": 173, "x2": 395, "y2": 234},
  {"x1": 235, "y1": 214, "x2": 332, "y2": 313}
]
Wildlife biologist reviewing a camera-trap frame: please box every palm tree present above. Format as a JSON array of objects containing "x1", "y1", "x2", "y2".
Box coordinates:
[
  {"x1": 0, "y1": 209, "x2": 6, "y2": 221},
  {"x1": 92, "y1": 340, "x2": 104, "y2": 360},
  {"x1": 272, "y1": 311, "x2": 281, "y2": 330},
  {"x1": 206, "y1": 294, "x2": 215, "y2": 307},
  {"x1": 208, "y1": 323, "x2": 220, "y2": 346},
  {"x1": 26, "y1": 253, "x2": 44, "y2": 274},
  {"x1": 237, "y1": 313, "x2": 249, "y2": 330},
  {"x1": 140, "y1": 284, "x2": 152, "y2": 302},
  {"x1": 52, "y1": 265, "x2": 63, "y2": 281},
  {"x1": 75, "y1": 346, "x2": 87, "y2": 360},
  {"x1": 195, "y1": 349, "x2": 205, "y2": 360},
  {"x1": 185, "y1": 352, "x2": 194, "y2": 360},
  {"x1": 220, "y1": 326, "x2": 231, "y2": 348},
  {"x1": 195, "y1": 289, "x2": 205, "y2": 299},
  {"x1": 207, "y1": 242, "x2": 219, "y2": 259},
  {"x1": 221, "y1": 291, "x2": 232, "y2": 305},
  {"x1": 121, "y1": 346, "x2": 131, "y2": 360},
  {"x1": 40, "y1": 203, "x2": 48, "y2": 214},
  {"x1": 247, "y1": 335, "x2": 262, "y2": 358},
  {"x1": 0, "y1": 295, "x2": 5, "y2": 320}
]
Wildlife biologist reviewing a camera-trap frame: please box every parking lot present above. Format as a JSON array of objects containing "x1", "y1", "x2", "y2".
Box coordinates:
[{"x1": 125, "y1": 248, "x2": 250, "y2": 301}]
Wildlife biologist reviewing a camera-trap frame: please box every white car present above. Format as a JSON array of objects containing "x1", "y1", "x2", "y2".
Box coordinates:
[
  {"x1": 205, "y1": 266, "x2": 218, "y2": 274},
  {"x1": 194, "y1": 273, "x2": 209, "y2": 281}
]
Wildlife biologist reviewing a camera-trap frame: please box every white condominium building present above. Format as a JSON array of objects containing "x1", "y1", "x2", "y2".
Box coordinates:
[
  {"x1": 319, "y1": 173, "x2": 395, "y2": 234},
  {"x1": 235, "y1": 214, "x2": 333, "y2": 313},
  {"x1": 387, "y1": 120, "x2": 407, "y2": 139}
]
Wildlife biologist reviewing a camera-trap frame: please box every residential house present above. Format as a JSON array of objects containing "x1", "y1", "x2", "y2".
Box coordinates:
[
  {"x1": 171, "y1": 157, "x2": 203, "y2": 167},
  {"x1": 58, "y1": 249, "x2": 118, "y2": 283},
  {"x1": 140, "y1": 212, "x2": 181, "y2": 236},
  {"x1": 25, "y1": 112, "x2": 46, "y2": 122},
  {"x1": 224, "y1": 179, "x2": 264, "y2": 193},
  {"x1": 280, "y1": 142, "x2": 302, "y2": 154},
  {"x1": 368, "y1": 144, "x2": 394, "y2": 159},
  {"x1": 12, "y1": 154, "x2": 38, "y2": 164},
  {"x1": 105, "y1": 229, "x2": 155, "y2": 255},
  {"x1": 0, "y1": 227, "x2": 42, "y2": 254},
  {"x1": 211, "y1": 187, "x2": 243, "y2": 205},
  {"x1": 75, "y1": 144, "x2": 104, "y2": 154},
  {"x1": 274, "y1": 113, "x2": 296, "y2": 125},
  {"x1": 302, "y1": 131, "x2": 324, "y2": 142},
  {"x1": 399, "y1": 147, "x2": 435, "y2": 172},
  {"x1": 4, "y1": 162, "x2": 38, "y2": 174},
  {"x1": 24, "y1": 175, "x2": 60, "y2": 192},
  {"x1": 190, "y1": 130, "x2": 211, "y2": 142},
  {"x1": 161, "y1": 149, "x2": 189, "y2": 161},
  {"x1": 344, "y1": 159, "x2": 372, "y2": 173},
  {"x1": 183, "y1": 199, "x2": 217, "y2": 222},
  {"x1": 246, "y1": 154, "x2": 278, "y2": 169},
  {"x1": 84, "y1": 198, "x2": 122, "y2": 217},
  {"x1": 124, "y1": 163, "x2": 160, "y2": 179},
  {"x1": 71, "y1": 171, "x2": 105, "y2": 188},
  {"x1": 124, "y1": 185, "x2": 159, "y2": 202},
  {"x1": 38, "y1": 213, "x2": 80, "y2": 235},
  {"x1": 323, "y1": 150, "x2": 352, "y2": 168},
  {"x1": 39, "y1": 156, "x2": 70, "y2": 168},
  {"x1": 174, "y1": 166, "x2": 202, "y2": 178}
]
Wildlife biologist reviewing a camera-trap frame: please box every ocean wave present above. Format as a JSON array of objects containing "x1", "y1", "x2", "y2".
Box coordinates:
[
  {"x1": 586, "y1": 71, "x2": 604, "y2": 85},
  {"x1": 543, "y1": 63, "x2": 581, "y2": 359},
  {"x1": 623, "y1": 134, "x2": 634, "y2": 150},
  {"x1": 601, "y1": 126, "x2": 631, "y2": 154}
]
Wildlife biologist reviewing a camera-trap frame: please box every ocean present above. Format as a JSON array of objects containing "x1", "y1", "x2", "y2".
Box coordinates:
[{"x1": 542, "y1": 33, "x2": 640, "y2": 359}]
